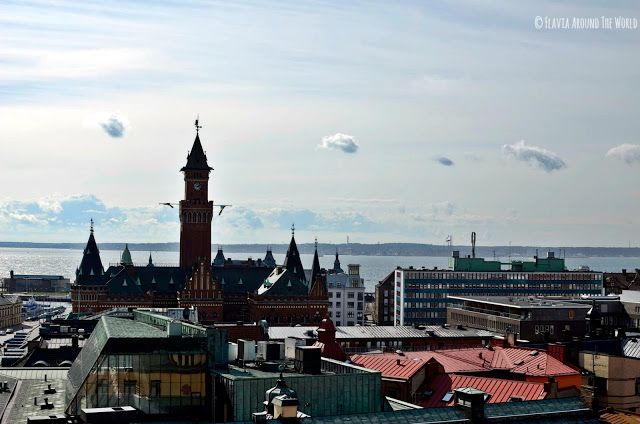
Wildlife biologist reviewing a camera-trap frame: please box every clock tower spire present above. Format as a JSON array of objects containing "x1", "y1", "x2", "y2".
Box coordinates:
[{"x1": 179, "y1": 119, "x2": 214, "y2": 269}]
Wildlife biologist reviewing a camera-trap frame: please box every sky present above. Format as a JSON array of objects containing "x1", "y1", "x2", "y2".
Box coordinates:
[{"x1": 1, "y1": 0, "x2": 639, "y2": 246}]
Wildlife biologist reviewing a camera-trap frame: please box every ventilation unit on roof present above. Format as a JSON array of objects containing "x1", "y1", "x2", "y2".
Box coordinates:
[{"x1": 529, "y1": 351, "x2": 539, "y2": 356}]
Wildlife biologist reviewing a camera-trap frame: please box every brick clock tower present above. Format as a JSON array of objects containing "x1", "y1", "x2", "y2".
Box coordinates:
[
  {"x1": 178, "y1": 120, "x2": 223, "y2": 323},
  {"x1": 179, "y1": 123, "x2": 214, "y2": 269}
]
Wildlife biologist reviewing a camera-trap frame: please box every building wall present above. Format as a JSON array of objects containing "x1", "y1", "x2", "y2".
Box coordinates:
[
  {"x1": 327, "y1": 270, "x2": 365, "y2": 326},
  {"x1": 0, "y1": 296, "x2": 22, "y2": 328},
  {"x1": 394, "y1": 269, "x2": 603, "y2": 325},
  {"x1": 375, "y1": 274, "x2": 394, "y2": 326},
  {"x1": 447, "y1": 304, "x2": 588, "y2": 342},
  {"x1": 579, "y1": 351, "x2": 640, "y2": 410}
]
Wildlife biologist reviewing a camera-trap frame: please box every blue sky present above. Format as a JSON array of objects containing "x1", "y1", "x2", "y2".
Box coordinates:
[{"x1": 1, "y1": 1, "x2": 639, "y2": 246}]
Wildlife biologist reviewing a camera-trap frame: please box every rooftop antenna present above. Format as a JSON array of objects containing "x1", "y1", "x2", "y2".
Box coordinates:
[
  {"x1": 291, "y1": 223, "x2": 295, "y2": 238},
  {"x1": 195, "y1": 115, "x2": 202, "y2": 134},
  {"x1": 471, "y1": 231, "x2": 476, "y2": 258},
  {"x1": 90, "y1": 218, "x2": 94, "y2": 234},
  {"x1": 315, "y1": 237, "x2": 318, "y2": 249}
]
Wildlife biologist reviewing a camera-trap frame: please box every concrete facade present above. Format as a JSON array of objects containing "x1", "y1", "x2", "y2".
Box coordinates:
[
  {"x1": 327, "y1": 264, "x2": 365, "y2": 326},
  {"x1": 579, "y1": 351, "x2": 640, "y2": 411}
]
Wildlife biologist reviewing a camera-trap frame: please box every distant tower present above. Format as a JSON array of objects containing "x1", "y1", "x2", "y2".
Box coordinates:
[{"x1": 179, "y1": 119, "x2": 214, "y2": 270}]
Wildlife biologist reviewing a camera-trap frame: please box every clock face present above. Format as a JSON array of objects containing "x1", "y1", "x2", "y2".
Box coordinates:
[{"x1": 193, "y1": 182, "x2": 202, "y2": 191}]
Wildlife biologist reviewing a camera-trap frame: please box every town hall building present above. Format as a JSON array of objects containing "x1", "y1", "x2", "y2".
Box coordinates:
[{"x1": 71, "y1": 124, "x2": 328, "y2": 324}]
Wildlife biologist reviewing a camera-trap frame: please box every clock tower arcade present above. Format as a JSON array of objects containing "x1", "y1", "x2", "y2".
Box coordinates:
[{"x1": 179, "y1": 127, "x2": 214, "y2": 270}]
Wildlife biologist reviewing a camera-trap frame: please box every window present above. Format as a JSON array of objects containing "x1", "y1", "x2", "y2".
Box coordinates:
[
  {"x1": 123, "y1": 380, "x2": 137, "y2": 396},
  {"x1": 328, "y1": 292, "x2": 333, "y2": 298},
  {"x1": 336, "y1": 311, "x2": 341, "y2": 318},
  {"x1": 636, "y1": 378, "x2": 640, "y2": 395},
  {"x1": 336, "y1": 292, "x2": 342, "y2": 299},
  {"x1": 336, "y1": 302, "x2": 341, "y2": 308},
  {"x1": 150, "y1": 380, "x2": 161, "y2": 397},
  {"x1": 347, "y1": 302, "x2": 355, "y2": 309},
  {"x1": 358, "y1": 292, "x2": 363, "y2": 300},
  {"x1": 442, "y1": 392, "x2": 454, "y2": 402},
  {"x1": 348, "y1": 292, "x2": 355, "y2": 299}
]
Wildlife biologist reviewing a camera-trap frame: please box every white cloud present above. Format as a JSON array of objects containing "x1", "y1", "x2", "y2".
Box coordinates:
[
  {"x1": 606, "y1": 144, "x2": 640, "y2": 165},
  {"x1": 0, "y1": 48, "x2": 149, "y2": 81},
  {"x1": 318, "y1": 133, "x2": 359, "y2": 154},
  {"x1": 502, "y1": 140, "x2": 566, "y2": 172}
]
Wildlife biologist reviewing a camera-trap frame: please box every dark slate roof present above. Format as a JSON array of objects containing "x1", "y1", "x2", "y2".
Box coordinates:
[
  {"x1": 263, "y1": 249, "x2": 276, "y2": 267},
  {"x1": 213, "y1": 266, "x2": 273, "y2": 294},
  {"x1": 310, "y1": 247, "x2": 321, "y2": 286},
  {"x1": 181, "y1": 134, "x2": 213, "y2": 171},
  {"x1": 241, "y1": 397, "x2": 596, "y2": 424},
  {"x1": 258, "y1": 268, "x2": 309, "y2": 297},
  {"x1": 333, "y1": 250, "x2": 343, "y2": 273},
  {"x1": 76, "y1": 231, "x2": 105, "y2": 285},
  {"x1": 283, "y1": 236, "x2": 306, "y2": 283},
  {"x1": 213, "y1": 248, "x2": 226, "y2": 267},
  {"x1": 103, "y1": 264, "x2": 186, "y2": 296}
]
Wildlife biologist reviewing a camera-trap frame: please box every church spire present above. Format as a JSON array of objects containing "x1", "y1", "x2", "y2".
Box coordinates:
[
  {"x1": 283, "y1": 227, "x2": 305, "y2": 283},
  {"x1": 310, "y1": 237, "x2": 321, "y2": 286},
  {"x1": 76, "y1": 221, "x2": 105, "y2": 285},
  {"x1": 333, "y1": 249, "x2": 343, "y2": 273},
  {"x1": 181, "y1": 118, "x2": 213, "y2": 172},
  {"x1": 121, "y1": 244, "x2": 133, "y2": 266}
]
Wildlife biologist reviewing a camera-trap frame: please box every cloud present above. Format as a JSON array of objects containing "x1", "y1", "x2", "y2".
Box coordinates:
[
  {"x1": 502, "y1": 140, "x2": 566, "y2": 172},
  {"x1": 431, "y1": 201, "x2": 455, "y2": 217},
  {"x1": 606, "y1": 144, "x2": 640, "y2": 165},
  {"x1": 436, "y1": 156, "x2": 454, "y2": 166},
  {"x1": 318, "y1": 133, "x2": 359, "y2": 154},
  {"x1": 99, "y1": 115, "x2": 126, "y2": 138}
]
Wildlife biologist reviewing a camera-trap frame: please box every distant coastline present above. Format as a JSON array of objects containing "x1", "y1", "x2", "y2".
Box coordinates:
[{"x1": 1, "y1": 241, "x2": 639, "y2": 258}]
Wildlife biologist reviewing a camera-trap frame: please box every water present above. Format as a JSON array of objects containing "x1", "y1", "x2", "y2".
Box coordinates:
[{"x1": 0, "y1": 247, "x2": 638, "y2": 293}]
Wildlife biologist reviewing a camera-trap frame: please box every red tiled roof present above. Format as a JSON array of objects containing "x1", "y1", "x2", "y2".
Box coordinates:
[
  {"x1": 357, "y1": 346, "x2": 579, "y2": 377},
  {"x1": 350, "y1": 354, "x2": 426, "y2": 380},
  {"x1": 419, "y1": 374, "x2": 547, "y2": 408},
  {"x1": 373, "y1": 351, "x2": 488, "y2": 374}
]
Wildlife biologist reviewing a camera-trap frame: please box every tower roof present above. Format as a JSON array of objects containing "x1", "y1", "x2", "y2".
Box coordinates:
[
  {"x1": 263, "y1": 248, "x2": 276, "y2": 268},
  {"x1": 76, "y1": 226, "x2": 105, "y2": 285},
  {"x1": 310, "y1": 239, "x2": 321, "y2": 287},
  {"x1": 283, "y1": 233, "x2": 306, "y2": 283},
  {"x1": 213, "y1": 247, "x2": 226, "y2": 267},
  {"x1": 181, "y1": 134, "x2": 213, "y2": 172},
  {"x1": 120, "y1": 244, "x2": 133, "y2": 266},
  {"x1": 333, "y1": 249, "x2": 343, "y2": 273}
]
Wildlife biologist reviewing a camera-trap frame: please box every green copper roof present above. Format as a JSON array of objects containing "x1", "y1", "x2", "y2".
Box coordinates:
[{"x1": 120, "y1": 243, "x2": 133, "y2": 265}]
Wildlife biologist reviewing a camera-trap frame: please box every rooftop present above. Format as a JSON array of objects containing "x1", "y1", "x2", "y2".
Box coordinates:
[
  {"x1": 268, "y1": 325, "x2": 496, "y2": 341},
  {"x1": 240, "y1": 397, "x2": 597, "y2": 424},
  {"x1": 420, "y1": 374, "x2": 546, "y2": 407},
  {"x1": 362, "y1": 346, "x2": 580, "y2": 377},
  {"x1": 350, "y1": 354, "x2": 426, "y2": 380},
  {"x1": 448, "y1": 296, "x2": 593, "y2": 309}
]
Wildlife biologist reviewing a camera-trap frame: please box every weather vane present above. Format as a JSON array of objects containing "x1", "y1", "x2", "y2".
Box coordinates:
[{"x1": 194, "y1": 115, "x2": 202, "y2": 134}]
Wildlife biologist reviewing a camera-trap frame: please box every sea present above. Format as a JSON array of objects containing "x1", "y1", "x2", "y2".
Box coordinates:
[{"x1": 0, "y1": 247, "x2": 639, "y2": 293}]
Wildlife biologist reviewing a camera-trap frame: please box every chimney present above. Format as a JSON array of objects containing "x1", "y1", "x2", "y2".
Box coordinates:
[
  {"x1": 544, "y1": 377, "x2": 558, "y2": 399},
  {"x1": 455, "y1": 388, "x2": 485, "y2": 423},
  {"x1": 547, "y1": 343, "x2": 566, "y2": 362}
]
